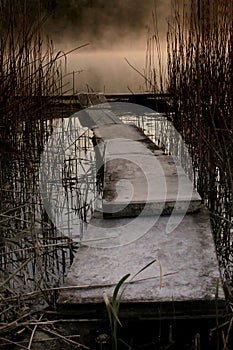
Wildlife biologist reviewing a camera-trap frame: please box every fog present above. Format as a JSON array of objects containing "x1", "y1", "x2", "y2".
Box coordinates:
[
  {"x1": 67, "y1": 50, "x2": 146, "y2": 93},
  {"x1": 50, "y1": 0, "x2": 171, "y2": 93}
]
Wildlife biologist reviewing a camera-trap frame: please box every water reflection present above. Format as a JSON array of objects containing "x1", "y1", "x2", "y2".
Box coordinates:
[
  {"x1": 40, "y1": 115, "x2": 96, "y2": 241},
  {"x1": 0, "y1": 116, "x2": 77, "y2": 318}
]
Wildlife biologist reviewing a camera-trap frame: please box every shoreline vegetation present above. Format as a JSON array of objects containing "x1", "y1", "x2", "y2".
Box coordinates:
[
  {"x1": 0, "y1": 1, "x2": 81, "y2": 348},
  {"x1": 146, "y1": 0, "x2": 233, "y2": 283},
  {"x1": 0, "y1": 0, "x2": 232, "y2": 349},
  {"x1": 169, "y1": 0, "x2": 233, "y2": 286}
]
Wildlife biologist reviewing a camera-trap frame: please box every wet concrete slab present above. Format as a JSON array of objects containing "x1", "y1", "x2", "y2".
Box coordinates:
[
  {"x1": 93, "y1": 123, "x2": 202, "y2": 217},
  {"x1": 57, "y1": 208, "x2": 225, "y2": 318}
]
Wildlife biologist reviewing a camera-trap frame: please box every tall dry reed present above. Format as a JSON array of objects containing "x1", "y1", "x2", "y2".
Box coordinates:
[
  {"x1": 0, "y1": 0, "x2": 77, "y2": 338},
  {"x1": 145, "y1": 0, "x2": 233, "y2": 282},
  {"x1": 166, "y1": 0, "x2": 233, "y2": 280}
]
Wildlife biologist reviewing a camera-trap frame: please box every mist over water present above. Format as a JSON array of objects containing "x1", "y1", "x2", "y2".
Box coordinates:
[
  {"x1": 63, "y1": 49, "x2": 146, "y2": 93},
  {"x1": 50, "y1": 0, "x2": 170, "y2": 93}
]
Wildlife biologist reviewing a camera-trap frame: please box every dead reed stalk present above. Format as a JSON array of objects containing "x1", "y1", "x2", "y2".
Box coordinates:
[
  {"x1": 166, "y1": 0, "x2": 233, "y2": 280},
  {"x1": 0, "y1": 0, "x2": 78, "y2": 342},
  {"x1": 145, "y1": 0, "x2": 233, "y2": 286}
]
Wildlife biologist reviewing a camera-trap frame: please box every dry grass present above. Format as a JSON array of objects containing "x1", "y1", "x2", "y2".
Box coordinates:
[
  {"x1": 143, "y1": 2, "x2": 233, "y2": 346},
  {"x1": 0, "y1": 1, "x2": 88, "y2": 348},
  {"x1": 145, "y1": 0, "x2": 233, "y2": 283},
  {"x1": 165, "y1": 0, "x2": 233, "y2": 283}
]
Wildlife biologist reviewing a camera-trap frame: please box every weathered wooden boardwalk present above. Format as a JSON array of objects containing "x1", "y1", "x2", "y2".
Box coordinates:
[{"x1": 57, "y1": 93, "x2": 225, "y2": 320}]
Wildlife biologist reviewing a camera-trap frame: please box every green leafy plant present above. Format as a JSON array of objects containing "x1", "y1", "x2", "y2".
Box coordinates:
[
  {"x1": 103, "y1": 259, "x2": 163, "y2": 350},
  {"x1": 103, "y1": 274, "x2": 130, "y2": 350}
]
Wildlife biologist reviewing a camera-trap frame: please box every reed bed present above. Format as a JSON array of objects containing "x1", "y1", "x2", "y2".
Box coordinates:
[
  {"x1": 142, "y1": 3, "x2": 233, "y2": 346},
  {"x1": 165, "y1": 0, "x2": 233, "y2": 284},
  {"x1": 0, "y1": 1, "x2": 90, "y2": 348},
  {"x1": 146, "y1": 0, "x2": 233, "y2": 287}
]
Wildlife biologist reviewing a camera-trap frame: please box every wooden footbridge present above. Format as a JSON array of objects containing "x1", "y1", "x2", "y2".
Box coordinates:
[{"x1": 57, "y1": 93, "x2": 225, "y2": 324}]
